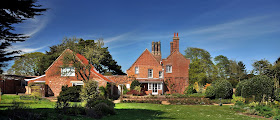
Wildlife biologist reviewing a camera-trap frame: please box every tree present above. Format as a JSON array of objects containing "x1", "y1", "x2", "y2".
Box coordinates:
[
  {"x1": 265, "y1": 57, "x2": 280, "y2": 89},
  {"x1": 7, "y1": 52, "x2": 45, "y2": 76},
  {"x1": 214, "y1": 55, "x2": 230, "y2": 79},
  {"x1": 252, "y1": 59, "x2": 272, "y2": 75},
  {"x1": 0, "y1": 0, "x2": 47, "y2": 73},
  {"x1": 39, "y1": 37, "x2": 125, "y2": 75},
  {"x1": 185, "y1": 47, "x2": 217, "y2": 84},
  {"x1": 80, "y1": 80, "x2": 100, "y2": 102}
]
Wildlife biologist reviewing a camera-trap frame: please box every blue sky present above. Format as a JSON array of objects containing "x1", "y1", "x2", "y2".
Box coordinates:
[{"x1": 6, "y1": 0, "x2": 280, "y2": 73}]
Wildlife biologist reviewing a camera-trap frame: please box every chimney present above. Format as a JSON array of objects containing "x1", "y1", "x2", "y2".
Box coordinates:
[
  {"x1": 171, "y1": 32, "x2": 179, "y2": 54},
  {"x1": 152, "y1": 41, "x2": 161, "y2": 62}
]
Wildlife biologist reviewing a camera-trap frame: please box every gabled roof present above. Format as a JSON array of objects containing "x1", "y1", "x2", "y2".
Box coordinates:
[
  {"x1": 127, "y1": 48, "x2": 161, "y2": 71},
  {"x1": 45, "y1": 49, "x2": 112, "y2": 83},
  {"x1": 165, "y1": 50, "x2": 190, "y2": 61}
]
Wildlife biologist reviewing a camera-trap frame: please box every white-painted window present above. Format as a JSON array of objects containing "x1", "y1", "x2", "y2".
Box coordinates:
[
  {"x1": 135, "y1": 67, "x2": 139, "y2": 74},
  {"x1": 166, "y1": 65, "x2": 172, "y2": 73},
  {"x1": 158, "y1": 83, "x2": 162, "y2": 90},
  {"x1": 126, "y1": 84, "x2": 130, "y2": 89},
  {"x1": 159, "y1": 71, "x2": 163, "y2": 78},
  {"x1": 61, "y1": 67, "x2": 75, "y2": 76},
  {"x1": 148, "y1": 69, "x2": 153, "y2": 78},
  {"x1": 148, "y1": 83, "x2": 152, "y2": 90}
]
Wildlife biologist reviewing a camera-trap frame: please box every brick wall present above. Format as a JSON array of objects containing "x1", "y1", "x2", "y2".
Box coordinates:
[
  {"x1": 162, "y1": 50, "x2": 190, "y2": 94},
  {"x1": 127, "y1": 49, "x2": 162, "y2": 79}
]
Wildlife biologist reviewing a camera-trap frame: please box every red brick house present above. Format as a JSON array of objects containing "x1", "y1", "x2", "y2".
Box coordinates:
[
  {"x1": 28, "y1": 49, "x2": 113, "y2": 96},
  {"x1": 108, "y1": 33, "x2": 190, "y2": 95}
]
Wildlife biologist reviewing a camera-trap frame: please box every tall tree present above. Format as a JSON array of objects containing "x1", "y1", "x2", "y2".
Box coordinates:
[
  {"x1": 7, "y1": 52, "x2": 45, "y2": 76},
  {"x1": 185, "y1": 47, "x2": 217, "y2": 84},
  {"x1": 214, "y1": 55, "x2": 230, "y2": 79},
  {"x1": 252, "y1": 59, "x2": 272, "y2": 75},
  {"x1": 0, "y1": 0, "x2": 47, "y2": 73}
]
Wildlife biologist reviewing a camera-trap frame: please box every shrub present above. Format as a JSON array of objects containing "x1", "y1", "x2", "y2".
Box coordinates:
[
  {"x1": 205, "y1": 79, "x2": 233, "y2": 99},
  {"x1": 93, "y1": 103, "x2": 116, "y2": 118},
  {"x1": 273, "y1": 115, "x2": 280, "y2": 120},
  {"x1": 205, "y1": 86, "x2": 215, "y2": 99},
  {"x1": 134, "y1": 85, "x2": 141, "y2": 93},
  {"x1": 59, "y1": 85, "x2": 81, "y2": 102},
  {"x1": 184, "y1": 85, "x2": 197, "y2": 95},
  {"x1": 80, "y1": 80, "x2": 99, "y2": 102},
  {"x1": 86, "y1": 98, "x2": 115, "y2": 109},
  {"x1": 30, "y1": 86, "x2": 42, "y2": 98},
  {"x1": 214, "y1": 79, "x2": 233, "y2": 99},
  {"x1": 130, "y1": 80, "x2": 140, "y2": 90},
  {"x1": 231, "y1": 94, "x2": 245, "y2": 104},
  {"x1": 236, "y1": 75, "x2": 274, "y2": 102}
]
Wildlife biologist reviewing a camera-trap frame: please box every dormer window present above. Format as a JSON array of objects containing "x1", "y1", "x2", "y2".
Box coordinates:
[
  {"x1": 135, "y1": 67, "x2": 139, "y2": 74},
  {"x1": 166, "y1": 65, "x2": 172, "y2": 73},
  {"x1": 61, "y1": 67, "x2": 75, "y2": 76}
]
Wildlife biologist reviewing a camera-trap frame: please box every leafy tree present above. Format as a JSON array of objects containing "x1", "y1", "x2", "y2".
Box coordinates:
[
  {"x1": 185, "y1": 47, "x2": 217, "y2": 84},
  {"x1": 214, "y1": 55, "x2": 230, "y2": 79},
  {"x1": 265, "y1": 57, "x2": 280, "y2": 88},
  {"x1": 0, "y1": 0, "x2": 47, "y2": 73},
  {"x1": 252, "y1": 59, "x2": 271, "y2": 75},
  {"x1": 7, "y1": 52, "x2": 45, "y2": 76},
  {"x1": 39, "y1": 37, "x2": 125, "y2": 75}
]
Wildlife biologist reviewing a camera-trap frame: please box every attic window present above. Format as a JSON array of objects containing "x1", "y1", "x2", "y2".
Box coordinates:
[
  {"x1": 148, "y1": 69, "x2": 153, "y2": 78},
  {"x1": 135, "y1": 67, "x2": 139, "y2": 74},
  {"x1": 61, "y1": 67, "x2": 75, "y2": 76},
  {"x1": 166, "y1": 65, "x2": 172, "y2": 73}
]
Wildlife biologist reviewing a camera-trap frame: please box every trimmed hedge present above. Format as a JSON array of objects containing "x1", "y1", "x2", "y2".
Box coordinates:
[
  {"x1": 236, "y1": 75, "x2": 274, "y2": 102},
  {"x1": 205, "y1": 79, "x2": 233, "y2": 99}
]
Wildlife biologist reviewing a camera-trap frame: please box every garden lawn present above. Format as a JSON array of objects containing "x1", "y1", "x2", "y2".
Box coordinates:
[
  {"x1": 0, "y1": 95, "x2": 265, "y2": 120},
  {"x1": 103, "y1": 103, "x2": 265, "y2": 120}
]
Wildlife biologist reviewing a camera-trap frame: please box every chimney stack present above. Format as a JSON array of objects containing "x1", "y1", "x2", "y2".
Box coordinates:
[
  {"x1": 170, "y1": 32, "x2": 179, "y2": 54},
  {"x1": 151, "y1": 41, "x2": 161, "y2": 62}
]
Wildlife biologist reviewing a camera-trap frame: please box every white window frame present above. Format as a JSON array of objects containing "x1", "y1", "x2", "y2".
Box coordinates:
[
  {"x1": 61, "y1": 67, "x2": 75, "y2": 76},
  {"x1": 135, "y1": 67, "x2": 139, "y2": 74},
  {"x1": 166, "y1": 65, "x2": 172, "y2": 73},
  {"x1": 159, "y1": 71, "x2": 163, "y2": 78},
  {"x1": 157, "y1": 83, "x2": 162, "y2": 90},
  {"x1": 148, "y1": 83, "x2": 152, "y2": 90},
  {"x1": 148, "y1": 69, "x2": 153, "y2": 78}
]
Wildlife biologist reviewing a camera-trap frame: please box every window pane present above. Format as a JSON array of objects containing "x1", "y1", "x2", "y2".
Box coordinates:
[{"x1": 148, "y1": 69, "x2": 153, "y2": 78}]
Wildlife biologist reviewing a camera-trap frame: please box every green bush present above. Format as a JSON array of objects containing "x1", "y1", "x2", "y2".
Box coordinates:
[
  {"x1": 236, "y1": 75, "x2": 274, "y2": 102},
  {"x1": 86, "y1": 98, "x2": 115, "y2": 109},
  {"x1": 231, "y1": 94, "x2": 245, "y2": 104},
  {"x1": 184, "y1": 85, "x2": 197, "y2": 95},
  {"x1": 130, "y1": 80, "x2": 140, "y2": 90},
  {"x1": 273, "y1": 115, "x2": 280, "y2": 120},
  {"x1": 205, "y1": 86, "x2": 215, "y2": 99},
  {"x1": 80, "y1": 80, "x2": 99, "y2": 102},
  {"x1": 59, "y1": 85, "x2": 81, "y2": 102},
  {"x1": 205, "y1": 79, "x2": 233, "y2": 99},
  {"x1": 93, "y1": 103, "x2": 116, "y2": 118}
]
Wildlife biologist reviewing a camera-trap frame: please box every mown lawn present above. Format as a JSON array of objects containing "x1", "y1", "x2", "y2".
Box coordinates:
[
  {"x1": 0, "y1": 95, "x2": 265, "y2": 120},
  {"x1": 103, "y1": 103, "x2": 265, "y2": 120}
]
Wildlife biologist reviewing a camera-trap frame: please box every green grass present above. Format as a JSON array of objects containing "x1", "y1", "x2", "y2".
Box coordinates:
[
  {"x1": 0, "y1": 95, "x2": 265, "y2": 120},
  {"x1": 103, "y1": 103, "x2": 265, "y2": 120}
]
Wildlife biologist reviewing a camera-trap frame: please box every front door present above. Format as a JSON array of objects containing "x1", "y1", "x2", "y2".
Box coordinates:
[{"x1": 152, "y1": 83, "x2": 158, "y2": 95}]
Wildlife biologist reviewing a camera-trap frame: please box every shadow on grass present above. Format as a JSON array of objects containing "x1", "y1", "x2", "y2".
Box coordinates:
[{"x1": 102, "y1": 108, "x2": 175, "y2": 120}]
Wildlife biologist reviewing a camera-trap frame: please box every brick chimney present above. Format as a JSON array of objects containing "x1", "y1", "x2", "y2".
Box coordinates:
[
  {"x1": 170, "y1": 32, "x2": 179, "y2": 54},
  {"x1": 152, "y1": 41, "x2": 161, "y2": 62}
]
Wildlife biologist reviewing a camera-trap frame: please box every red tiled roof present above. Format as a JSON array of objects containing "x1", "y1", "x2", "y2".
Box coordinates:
[{"x1": 75, "y1": 53, "x2": 112, "y2": 83}]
